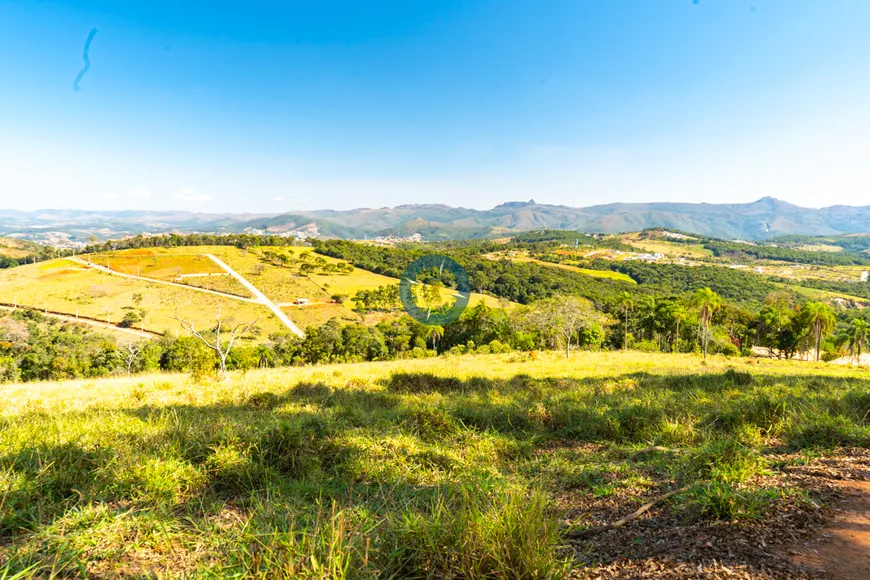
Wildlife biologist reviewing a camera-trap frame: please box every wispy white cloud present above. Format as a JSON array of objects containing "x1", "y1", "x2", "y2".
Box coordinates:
[
  {"x1": 174, "y1": 186, "x2": 214, "y2": 202},
  {"x1": 101, "y1": 193, "x2": 118, "y2": 200},
  {"x1": 272, "y1": 196, "x2": 283, "y2": 202}
]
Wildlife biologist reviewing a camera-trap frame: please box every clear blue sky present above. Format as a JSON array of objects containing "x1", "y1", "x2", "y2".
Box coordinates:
[{"x1": 2, "y1": 0, "x2": 870, "y2": 213}]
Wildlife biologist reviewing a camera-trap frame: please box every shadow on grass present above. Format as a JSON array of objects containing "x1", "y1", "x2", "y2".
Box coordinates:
[{"x1": 2, "y1": 367, "x2": 870, "y2": 575}]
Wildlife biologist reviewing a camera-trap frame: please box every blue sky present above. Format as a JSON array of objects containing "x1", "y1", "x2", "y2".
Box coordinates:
[{"x1": 2, "y1": 0, "x2": 870, "y2": 212}]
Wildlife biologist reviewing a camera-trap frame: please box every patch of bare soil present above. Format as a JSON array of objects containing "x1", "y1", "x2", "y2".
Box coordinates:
[
  {"x1": 565, "y1": 448, "x2": 870, "y2": 579},
  {"x1": 785, "y1": 480, "x2": 870, "y2": 579}
]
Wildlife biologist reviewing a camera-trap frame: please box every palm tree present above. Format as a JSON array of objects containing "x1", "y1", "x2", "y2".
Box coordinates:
[
  {"x1": 638, "y1": 295, "x2": 656, "y2": 342},
  {"x1": 618, "y1": 292, "x2": 635, "y2": 350},
  {"x1": 429, "y1": 325, "x2": 445, "y2": 351},
  {"x1": 801, "y1": 302, "x2": 836, "y2": 362},
  {"x1": 691, "y1": 287, "x2": 722, "y2": 360},
  {"x1": 847, "y1": 318, "x2": 869, "y2": 363},
  {"x1": 672, "y1": 304, "x2": 687, "y2": 353}
]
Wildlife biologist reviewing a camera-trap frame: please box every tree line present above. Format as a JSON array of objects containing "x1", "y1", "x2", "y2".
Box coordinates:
[{"x1": 4, "y1": 283, "x2": 868, "y2": 384}]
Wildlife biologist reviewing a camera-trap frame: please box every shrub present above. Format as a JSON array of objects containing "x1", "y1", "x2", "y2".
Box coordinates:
[
  {"x1": 488, "y1": 339, "x2": 511, "y2": 354},
  {"x1": 633, "y1": 339, "x2": 659, "y2": 353},
  {"x1": 119, "y1": 311, "x2": 141, "y2": 328},
  {"x1": 716, "y1": 341, "x2": 740, "y2": 357}
]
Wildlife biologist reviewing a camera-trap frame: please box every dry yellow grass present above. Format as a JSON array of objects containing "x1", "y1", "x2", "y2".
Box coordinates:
[
  {"x1": 91, "y1": 251, "x2": 223, "y2": 279},
  {"x1": 0, "y1": 258, "x2": 285, "y2": 338},
  {"x1": 621, "y1": 237, "x2": 713, "y2": 259},
  {"x1": 0, "y1": 236, "x2": 40, "y2": 259},
  {"x1": 797, "y1": 244, "x2": 844, "y2": 253},
  {"x1": 496, "y1": 251, "x2": 636, "y2": 283},
  {"x1": 1, "y1": 246, "x2": 519, "y2": 343}
]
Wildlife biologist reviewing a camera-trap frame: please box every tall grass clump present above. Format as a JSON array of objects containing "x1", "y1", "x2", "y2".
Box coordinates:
[{"x1": 382, "y1": 487, "x2": 569, "y2": 580}]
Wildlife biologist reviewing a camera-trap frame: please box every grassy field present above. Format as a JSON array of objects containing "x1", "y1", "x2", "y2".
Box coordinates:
[
  {"x1": 776, "y1": 281, "x2": 870, "y2": 304},
  {"x1": 797, "y1": 244, "x2": 844, "y2": 253},
  {"x1": 495, "y1": 252, "x2": 637, "y2": 284},
  {"x1": 0, "y1": 238, "x2": 40, "y2": 260},
  {"x1": 91, "y1": 251, "x2": 224, "y2": 280},
  {"x1": 1, "y1": 351, "x2": 869, "y2": 577},
  {"x1": 618, "y1": 234, "x2": 714, "y2": 259},
  {"x1": 16, "y1": 246, "x2": 511, "y2": 336},
  {"x1": 0, "y1": 259, "x2": 286, "y2": 338},
  {"x1": 550, "y1": 262, "x2": 636, "y2": 283}
]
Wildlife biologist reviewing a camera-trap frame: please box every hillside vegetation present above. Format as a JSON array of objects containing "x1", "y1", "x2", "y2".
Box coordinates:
[{"x1": 1, "y1": 352, "x2": 869, "y2": 577}]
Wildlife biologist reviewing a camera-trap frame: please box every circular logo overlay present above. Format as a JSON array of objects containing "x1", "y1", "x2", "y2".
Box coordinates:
[{"x1": 400, "y1": 254, "x2": 471, "y2": 326}]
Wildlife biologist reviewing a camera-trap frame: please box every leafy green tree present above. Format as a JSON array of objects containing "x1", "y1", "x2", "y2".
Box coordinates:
[
  {"x1": 441, "y1": 302, "x2": 513, "y2": 353},
  {"x1": 119, "y1": 311, "x2": 141, "y2": 328}
]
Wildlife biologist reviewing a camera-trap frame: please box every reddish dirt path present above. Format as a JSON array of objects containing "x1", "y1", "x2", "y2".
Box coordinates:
[{"x1": 789, "y1": 480, "x2": 870, "y2": 579}]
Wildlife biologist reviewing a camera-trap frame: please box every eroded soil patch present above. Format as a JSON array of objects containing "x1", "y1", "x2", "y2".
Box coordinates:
[{"x1": 566, "y1": 448, "x2": 870, "y2": 579}]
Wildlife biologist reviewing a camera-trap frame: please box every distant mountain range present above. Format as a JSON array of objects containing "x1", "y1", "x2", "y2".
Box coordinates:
[{"x1": 4, "y1": 197, "x2": 870, "y2": 245}]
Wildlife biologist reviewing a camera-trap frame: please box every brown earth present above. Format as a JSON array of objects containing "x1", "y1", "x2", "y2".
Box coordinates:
[
  {"x1": 786, "y1": 480, "x2": 870, "y2": 579},
  {"x1": 564, "y1": 447, "x2": 870, "y2": 579}
]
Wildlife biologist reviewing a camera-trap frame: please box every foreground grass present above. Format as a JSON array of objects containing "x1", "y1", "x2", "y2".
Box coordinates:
[{"x1": 1, "y1": 352, "x2": 869, "y2": 578}]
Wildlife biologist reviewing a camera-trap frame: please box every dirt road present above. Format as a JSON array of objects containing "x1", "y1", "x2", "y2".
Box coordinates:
[
  {"x1": 789, "y1": 480, "x2": 870, "y2": 579},
  {"x1": 0, "y1": 304, "x2": 156, "y2": 339},
  {"x1": 69, "y1": 258, "x2": 260, "y2": 303},
  {"x1": 204, "y1": 254, "x2": 305, "y2": 338}
]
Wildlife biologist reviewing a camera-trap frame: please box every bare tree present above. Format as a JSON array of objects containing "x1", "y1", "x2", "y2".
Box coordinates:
[
  {"x1": 174, "y1": 307, "x2": 259, "y2": 378},
  {"x1": 527, "y1": 296, "x2": 600, "y2": 359},
  {"x1": 121, "y1": 342, "x2": 144, "y2": 378}
]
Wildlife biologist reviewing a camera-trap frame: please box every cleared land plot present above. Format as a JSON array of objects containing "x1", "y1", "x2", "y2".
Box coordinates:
[
  {"x1": 206, "y1": 246, "x2": 332, "y2": 305},
  {"x1": 776, "y1": 281, "x2": 870, "y2": 305},
  {"x1": 760, "y1": 262, "x2": 868, "y2": 284},
  {"x1": 177, "y1": 274, "x2": 253, "y2": 298},
  {"x1": 282, "y1": 302, "x2": 360, "y2": 329},
  {"x1": 0, "y1": 237, "x2": 40, "y2": 259},
  {"x1": 619, "y1": 233, "x2": 714, "y2": 259},
  {"x1": 91, "y1": 251, "x2": 224, "y2": 280},
  {"x1": 30, "y1": 247, "x2": 517, "y2": 336},
  {"x1": 0, "y1": 259, "x2": 285, "y2": 339},
  {"x1": 797, "y1": 243, "x2": 844, "y2": 253},
  {"x1": 629, "y1": 240, "x2": 713, "y2": 258},
  {"x1": 1, "y1": 351, "x2": 868, "y2": 578},
  {"x1": 501, "y1": 251, "x2": 637, "y2": 283},
  {"x1": 310, "y1": 268, "x2": 397, "y2": 297}
]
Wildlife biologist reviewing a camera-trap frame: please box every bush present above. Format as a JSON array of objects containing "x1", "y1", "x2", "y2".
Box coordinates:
[
  {"x1": 716, "y1": 341, "x2": 740, "y2": 357},
  {"x1": 119, "y1": 311, "x2": 141, "y2": 328},
  {"x1": 488, "y1": 339, "x2": 511, "y2": 354},
  {"x1": 634, "y1": 339, "x2": 659, "y2": 353}
]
